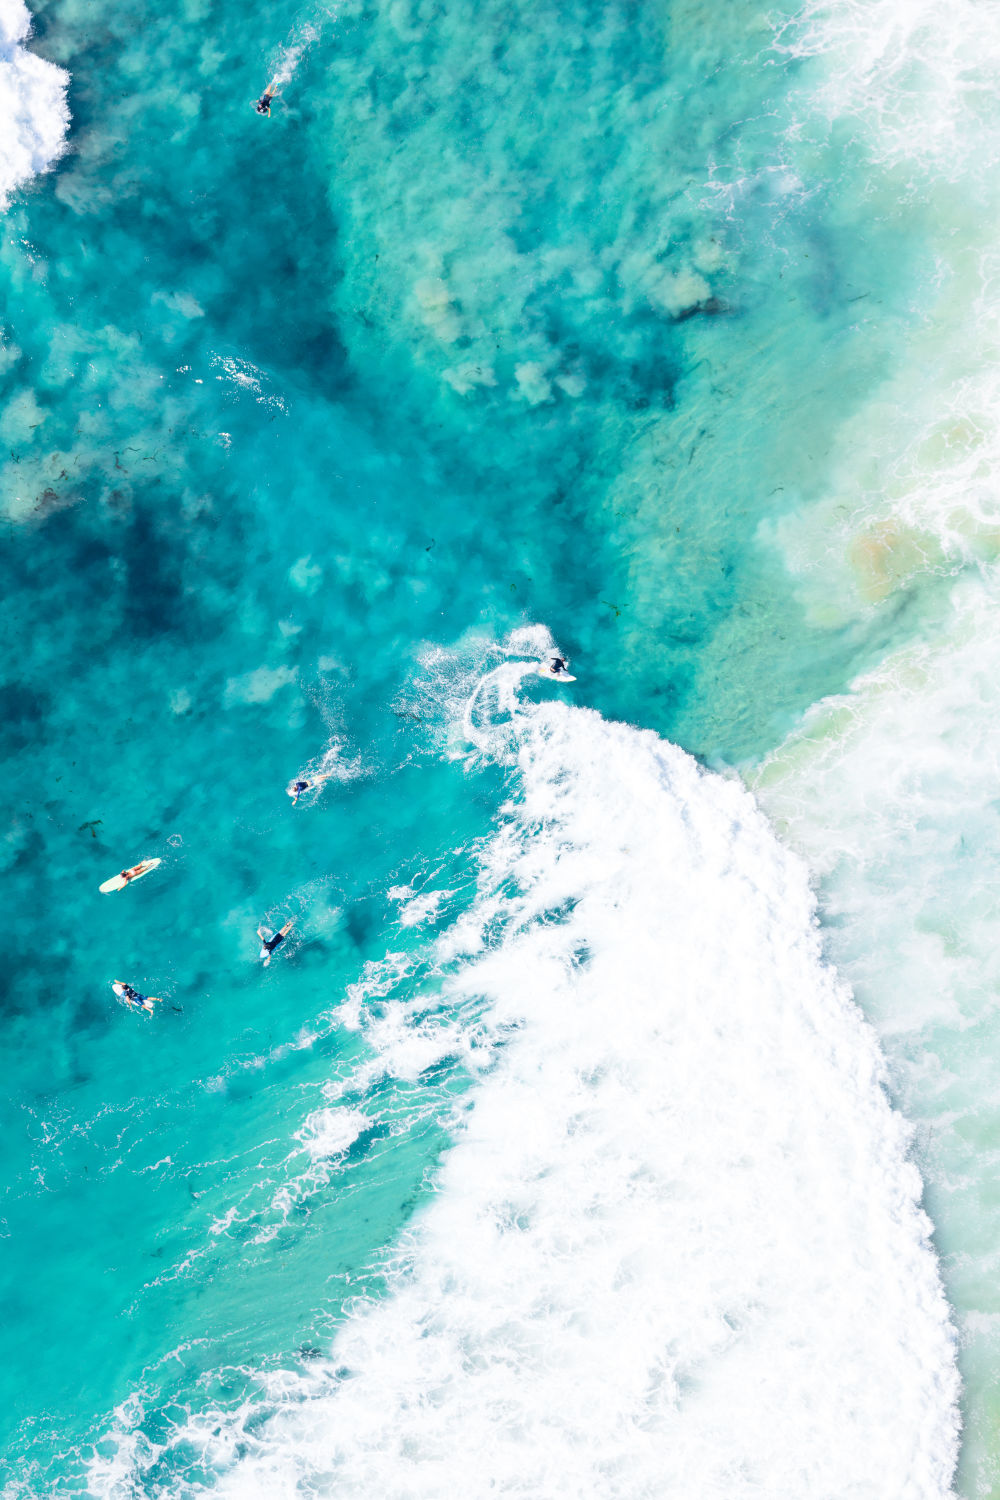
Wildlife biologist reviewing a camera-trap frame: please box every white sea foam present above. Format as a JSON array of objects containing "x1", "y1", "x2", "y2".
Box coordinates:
[
  {"x1": 246, "y1": 1108, "x2": 369, "y2": 1246},
  {"x1": 754, "y1": 572, "x2": 1000, "y2": 1037},
  {"x1": 267, "y1": 21, "x2": 320, "y2": 93},
  {"x1": 750, "y1": 569, "x2": 1000, "y2": 1486},
  {"x1": 0, "y1": 0, "x2": 69, "y2": 208},
  {"x1": 293, "y1": 1105, "x2": 367, "y2": 1162},
  {"x1": 387, "y1": 883, "x2": 450, "y2": 927},
  {"x1": 210, "y1": 354, "x2": 288, "y2": 415},
  {"x1": 776, "y1": 0, "x2": 1000, "y2": 175},
  {"x1": 88, "y1": 694, "x2": 960, "y2": 1498}
]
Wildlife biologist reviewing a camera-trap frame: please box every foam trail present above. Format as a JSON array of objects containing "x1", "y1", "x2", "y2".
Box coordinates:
[
  {"x1": 0, "y1": 0, "x2": 69, "y2": 208},
  {"x1": 288, "y1": 735, "x2": 362, "y2": 800},
  {"x1": 461, "y1": 661, "x2": 538, "y2": 753},
  {"x1": 268, "y1": 22, "x2": 319, "y2": 92},
  {"x1": 90, "y1": 699, "x2": 960, "y2": 1498},
  {"x1": 461, "y1": 623, "x2": 563, "y2": 752}
]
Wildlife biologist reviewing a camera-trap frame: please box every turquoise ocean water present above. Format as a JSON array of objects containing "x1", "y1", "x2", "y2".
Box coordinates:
[{"x1": 2, "y1": 0, "x2": 998, "y2": 1491}]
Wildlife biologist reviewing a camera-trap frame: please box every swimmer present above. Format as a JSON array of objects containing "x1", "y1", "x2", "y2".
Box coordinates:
[
  {"x1": 111, "y1": 980, "x2": 162, "y2": 1016},
  {"x1": 537, "y1": 654, "x2": 577, "y2": 682},
  {"x1": 255, "y1": 82, "x2": 278, "y2": 116},
  {"x1": 286, "y1": 772, "x2": 331, "y2": 805},
  {"x1": 257, "y1": 917, "x2": 295, "y2": 966}
]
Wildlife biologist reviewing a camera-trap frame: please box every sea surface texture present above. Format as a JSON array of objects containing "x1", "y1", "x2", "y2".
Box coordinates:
[{"x1": 0, "y1": 0, "x2": 994, "y2": 1492}]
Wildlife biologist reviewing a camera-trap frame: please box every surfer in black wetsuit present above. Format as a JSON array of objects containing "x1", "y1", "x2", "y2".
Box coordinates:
[
  {"x1": 287, "y1": 771, "x2": 333, "y2": 804},
  {"x1": 537, "y1": 653, "x2": 575, "y2": 682},
  {"x1": 255, "y1": 84, "x2": 277, "y2": 116},
  {"x1": 112, "y1": 980, "x2": 161, "y2": 1015},
  {"x1": 257, "y1": 918, "x2": 295, "y2": 966}
]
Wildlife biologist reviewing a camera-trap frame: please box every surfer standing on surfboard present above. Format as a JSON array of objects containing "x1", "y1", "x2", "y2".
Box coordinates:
[{"x1": 538, "y1": 654, "x2": 576, "y2": 682}]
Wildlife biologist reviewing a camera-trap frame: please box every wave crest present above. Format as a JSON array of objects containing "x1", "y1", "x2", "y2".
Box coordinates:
[
  {"x1": 89, "y1": 698, "x2": 960, "y2": 1499},
  {"x1": 0, "y1": 0, "x2": 70, "y2": 209}
]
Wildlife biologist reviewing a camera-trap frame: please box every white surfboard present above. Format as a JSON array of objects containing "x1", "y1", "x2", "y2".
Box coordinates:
[
  {"x1": 112, "y1": 981, "x2": 162, "y2": 1015},
  {"x1": 100, "y1": 857, "x2": 161, "y2": 894},
  {"x1": 537, "y1": 664, "x2": 577, "y2": 683}
]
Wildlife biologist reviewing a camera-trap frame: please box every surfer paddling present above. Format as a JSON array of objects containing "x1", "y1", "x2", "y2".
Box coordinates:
[
  {"x1": 99, "y1": 858, "x2": 161, "y2": 894},
  {"x1": 255, "y1": 81, "x2": 278, "y2": 116},
  {"x1": 112, "y1": 980, "x2": 162, "y2": 1016},
  {"x1": 257, "y1": 917, "x2": 295, "y2": 966},
  {"x1": 286, "y1": 772, "x2": 332, "y2": 805}
]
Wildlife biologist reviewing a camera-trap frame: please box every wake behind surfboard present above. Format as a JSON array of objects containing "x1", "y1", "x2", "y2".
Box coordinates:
[{"x1": 99, "y1": 858, "x2": 161, "y2": 894}]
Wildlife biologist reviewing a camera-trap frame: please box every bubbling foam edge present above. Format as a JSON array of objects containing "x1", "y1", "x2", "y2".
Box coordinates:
[
  {"x1": 86, "y1": 679, "x2": 961, "y2": 1499},
  {"x1": 0, "y1": 0, "x2": 69, "y2": 210}
]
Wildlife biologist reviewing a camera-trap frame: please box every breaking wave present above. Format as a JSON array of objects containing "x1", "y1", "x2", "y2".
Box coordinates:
[
  {"x1": 87, "y1": 684, "x2": 960, "y2": 1498},
  {"x1": 0, "y1": 0, "x2": 69, "y2": 208}
]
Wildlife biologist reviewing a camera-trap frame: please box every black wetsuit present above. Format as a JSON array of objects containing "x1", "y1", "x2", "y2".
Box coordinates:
[
  {"x1": 263, "y1": 929, "x2": 286, "y2": 955},
  {"x1": 255, "y1": 93, "x2": 273, "y2": 115}
]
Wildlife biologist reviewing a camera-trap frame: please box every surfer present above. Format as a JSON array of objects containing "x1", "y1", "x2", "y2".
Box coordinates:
[
  {"x1": 100, "y1": 857, "x2": 162, "y2": 894},
  {"x1": 286, "y1": 772, "x2": 331, "y2": 805},
  {"x1": 112, "y1": 980, "x2": 161, "y2": 1016},
  {"x1": 255, "y1": 83, "x2": 277, "y2": 116},
  {"x1": 257, "y1": 917, "x2": 295, "y2": 966},
  {"x1": 538, "y1": 654, "x2": 576, "y2": 681}
]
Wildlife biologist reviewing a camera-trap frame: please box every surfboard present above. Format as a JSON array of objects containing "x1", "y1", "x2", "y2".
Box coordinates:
[
  {"x1": 260, "y1": 917, "x2": 296, "y2": 965},
  {"x1": 100, "y1": 857, "x2": 161, "y2": 894},
  {"x1": 537, "y1": 665, "x2": 577, "y2": 682},
  {"x1": 112, "y1": 981, "x2": 163, "y2": 1015}
]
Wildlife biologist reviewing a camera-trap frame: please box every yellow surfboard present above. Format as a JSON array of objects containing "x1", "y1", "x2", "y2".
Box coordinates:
[{"x1": 99, "y1": 857, "x2": 161, "y2": 894}]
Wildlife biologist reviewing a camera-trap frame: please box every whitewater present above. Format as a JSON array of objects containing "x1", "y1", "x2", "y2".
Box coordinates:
[
  {"x1": 89, "y1": 688, "x2": 960, "y2": 1498},
  {"x1": 0, "y1": 0, "x2": 67, "y2": 206}
]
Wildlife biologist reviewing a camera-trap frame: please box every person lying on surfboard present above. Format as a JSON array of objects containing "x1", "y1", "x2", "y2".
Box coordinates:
[
  {"x1": 257, "y1": 917, "x2": 295, "y2": 966},
  {"x1": 99, "y1": 858, "x2": 162, "y2": 893},
  {"x1": 255, "y1": 82, "x2": 278, "y2": 116},
  {"x1": 286, "y1": 772, "x2": 332, "y2": 805},
  {"x1": 112, "y1": 981, "x2": 162, "y2": 1016}
]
